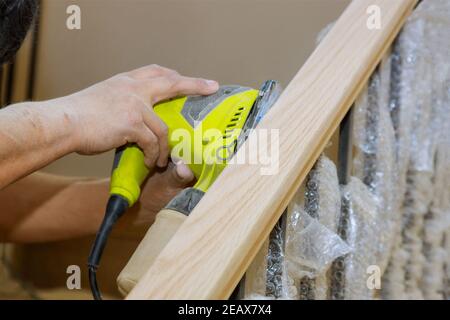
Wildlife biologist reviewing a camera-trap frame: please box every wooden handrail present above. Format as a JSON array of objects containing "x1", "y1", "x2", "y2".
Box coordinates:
[{"x1": 127, "y1": 0, "x2": 418, "y2": 300}]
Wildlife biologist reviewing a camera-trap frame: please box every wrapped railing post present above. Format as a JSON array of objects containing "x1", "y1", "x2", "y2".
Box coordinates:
[
  {"x1": 295, "y1": 156, "x2": 345, "y2": 300},
  {"x1": 244, "y1": 156, "x2": 349, "y2": 300}
]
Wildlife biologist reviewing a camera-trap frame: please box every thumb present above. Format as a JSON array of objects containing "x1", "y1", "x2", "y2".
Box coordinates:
[{"x1": 167, "y1": 159, "x2": 195, "y2": 188}]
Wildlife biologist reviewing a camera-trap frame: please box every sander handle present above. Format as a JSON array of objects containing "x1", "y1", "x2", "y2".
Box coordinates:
[{"x1": 117, "y1": 208, "x2": 187, "y2": 296}]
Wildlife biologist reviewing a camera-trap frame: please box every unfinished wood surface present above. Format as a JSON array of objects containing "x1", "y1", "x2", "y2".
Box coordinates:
[{"x1": 127, "y1": 0, "x2": 418, "y2": 300}]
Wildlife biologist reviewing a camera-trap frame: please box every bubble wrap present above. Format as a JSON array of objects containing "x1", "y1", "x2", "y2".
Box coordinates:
[
  {"x1": 381, "y1": 7, "x2": 428, "y2": 300},
  {"x1": 381, "y1": 24, "x2": 423, "y2": 298},
  {"x1": 245, "y1": 0, "x2": 450, "y2": 300},
  {"x1": 383, "y1": 0, "x2": 450, "y2": 300},
  {"x1": 330, "y1": 177, "x2": 379, "y2": 300},
  {"x1": 422, "y1": 109, "x2": 450, "y2": 298},
  {"x1": 402, "y1": 171, "x2": 434, "y2": 300},
  {"x1": 291, "y1": 156, "x2": 345, "y2": 300},
  {"x1": 421, "y1": 112, "x2": 450, "y2": 299},
  {"x1": 352, "y1": 58, "x2": 398, "y2": 274},
  {"x1": 244, "y1": 156, "x2": 349, "y2": 300}
]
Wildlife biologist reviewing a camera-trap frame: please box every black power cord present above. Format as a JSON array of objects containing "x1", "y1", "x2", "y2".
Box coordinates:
[
  {"x1": 88, "y1": 265, "x2": 101, "y2": 300},
  {"x1": 88, "y1": 194, "x2": 129, "y2": 300}
]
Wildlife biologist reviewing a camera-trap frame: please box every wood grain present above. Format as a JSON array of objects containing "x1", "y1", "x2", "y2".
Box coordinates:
[{"x1": 127, "y1": 0, "x2": 418, "y2": 299}]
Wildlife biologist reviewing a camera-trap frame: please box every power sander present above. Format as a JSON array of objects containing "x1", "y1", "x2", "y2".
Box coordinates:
[{"x1": 88, "y1": 80, "x2": 281, "y2": 299}]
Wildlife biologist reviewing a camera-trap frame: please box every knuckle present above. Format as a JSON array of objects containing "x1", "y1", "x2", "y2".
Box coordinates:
[
  {"x1": 117, "y1": 73, "x2": 132, "y2": 82},
  {"x1": 123, "y1": 93, "x2": 141, "y2": 108},
  {"x1": 114, "y1": 75, "x2": 139, "y2": 92},
  {"x1": 144, "y1": 157, "x2": 153, "y2": 168},
  {"x1": 127, "y1": 79, "x2": 142, "y2": 92},
  {"x1": 167, "y1": 69, "x2": 179, "y2": 77},
  {"x1": 195, "y1": 78, "x2": 207, "y2": 88},
  {"x1": 167, "y1": 75, "x2": 182, "y2": 91},
  {"x1": 125, "y1": 108, "x2": 144, "y2": 128},
  {"x1": 167, "y1": 73, "x2": 179, "y2": 83},
  {"x1": 144, "y1": 152, "x2": 158, "y2": 167},
  {"x1": 149, "y1": 64, "x2": 178, "y2": 75},
  {"x1": 147, "y1": 133, "x2": 158, "y2": 145},
  {"x1": 147, "y1": 149, "x2": 159, "y2": 163},
  {"x1": 148, "y1": 64, "x2": 162, "y2": 71},
  {"x1": 159, "y1": 122, "x2": 169, "y2": 137},
  {"x1": 144, "y1": 159, "x2": 152, "y2": 167},
  {"x1": 111, "y1": 72, "x2": 127, "y2": 80}
]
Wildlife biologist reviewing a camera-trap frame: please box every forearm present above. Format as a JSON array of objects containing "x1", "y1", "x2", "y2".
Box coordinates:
[
  {"x1": 0, "y1": 172, "x2": 108, "y2": 242},
  {"x1": 0, "y1": 99, "x2": 76, "y2": 188},
  {"x1": 0, "y1": 165, "x2": 192, "y2": 243},
  {"x1": 0, "y1": 64, "x2": 208, "y2": 241}
]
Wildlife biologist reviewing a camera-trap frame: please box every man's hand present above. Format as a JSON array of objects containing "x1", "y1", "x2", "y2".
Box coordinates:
[
  {"x1": 0, "y1": 64, "x2": 213, "y2": 242},
  {"x1": 62, "y1": 65, "x2": 218, "y2": 168},
  {"x1": 120, "y1": 160, "x2": 195, "y2": 227},
  {"x1": 0, "y1": 64, "x2": 217, "y2": 188}
]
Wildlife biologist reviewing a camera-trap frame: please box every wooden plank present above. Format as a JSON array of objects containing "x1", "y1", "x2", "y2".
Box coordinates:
[{"x1": 127, "y1": 0, "x2": 418, "y2": 300}]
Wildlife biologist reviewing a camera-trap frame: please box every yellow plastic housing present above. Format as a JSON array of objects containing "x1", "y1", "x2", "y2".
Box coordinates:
[
  {"x1": 110, "y1": 145, "x2": 150, "y2": 206},
  {"x1": 154, "y1": 89, "x2": 258, "y2": 192},
  {"x1": 110, "y1": 88, "x2": 258, "y2": 205}
]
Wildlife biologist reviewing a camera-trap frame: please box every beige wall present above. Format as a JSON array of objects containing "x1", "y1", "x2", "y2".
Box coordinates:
[{"x1": 35, "y1": 0, "x2": 349, "y2": 177}]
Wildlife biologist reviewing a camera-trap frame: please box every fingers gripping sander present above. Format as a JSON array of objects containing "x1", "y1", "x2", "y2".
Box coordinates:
[{"x1": 88, "y1": 80, "x2": 281, "y2": 299}]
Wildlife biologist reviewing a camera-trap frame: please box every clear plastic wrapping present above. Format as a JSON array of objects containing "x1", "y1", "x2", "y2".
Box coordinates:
[
  {"x1": 286, "y1": 207, "x2": 350, "y2": 296},
  {"x1": 422, "y1": 124, "x2": 450, "y2": 299},
  {"x1": 384, "y1": 0, "x2": 450, "y2": 300},
  {"x1": 331, "y1": 177, "x2": 379, "y2": 300},
  {"x1": 244, "y1": 156, "x2": 350, "y2": 300},
  {"x1": 245, "y1": 0, "x2": 450, "y2": 300},
  {"x1": 381, "y1": 18, "x2": 425, "y2": 298},
  {"x1": 352, "y1": 57, "x2": 398, "y2": 274},
  {"x1": 290, "y1": 156, "x2": 345, "y2": 300},
  {"x1": 402, "y1": 171, "x2": 433, "y2": 300}
]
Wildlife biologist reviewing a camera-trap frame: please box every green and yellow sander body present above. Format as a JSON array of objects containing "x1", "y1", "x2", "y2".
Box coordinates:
[{"x1": 88, "y1": 80, "x2": 281, "y2": 299}]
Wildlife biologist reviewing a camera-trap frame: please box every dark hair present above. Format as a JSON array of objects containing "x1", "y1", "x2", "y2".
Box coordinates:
[{"x1": 0, "y1": 0, "x2": 38, "y2": 64}]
